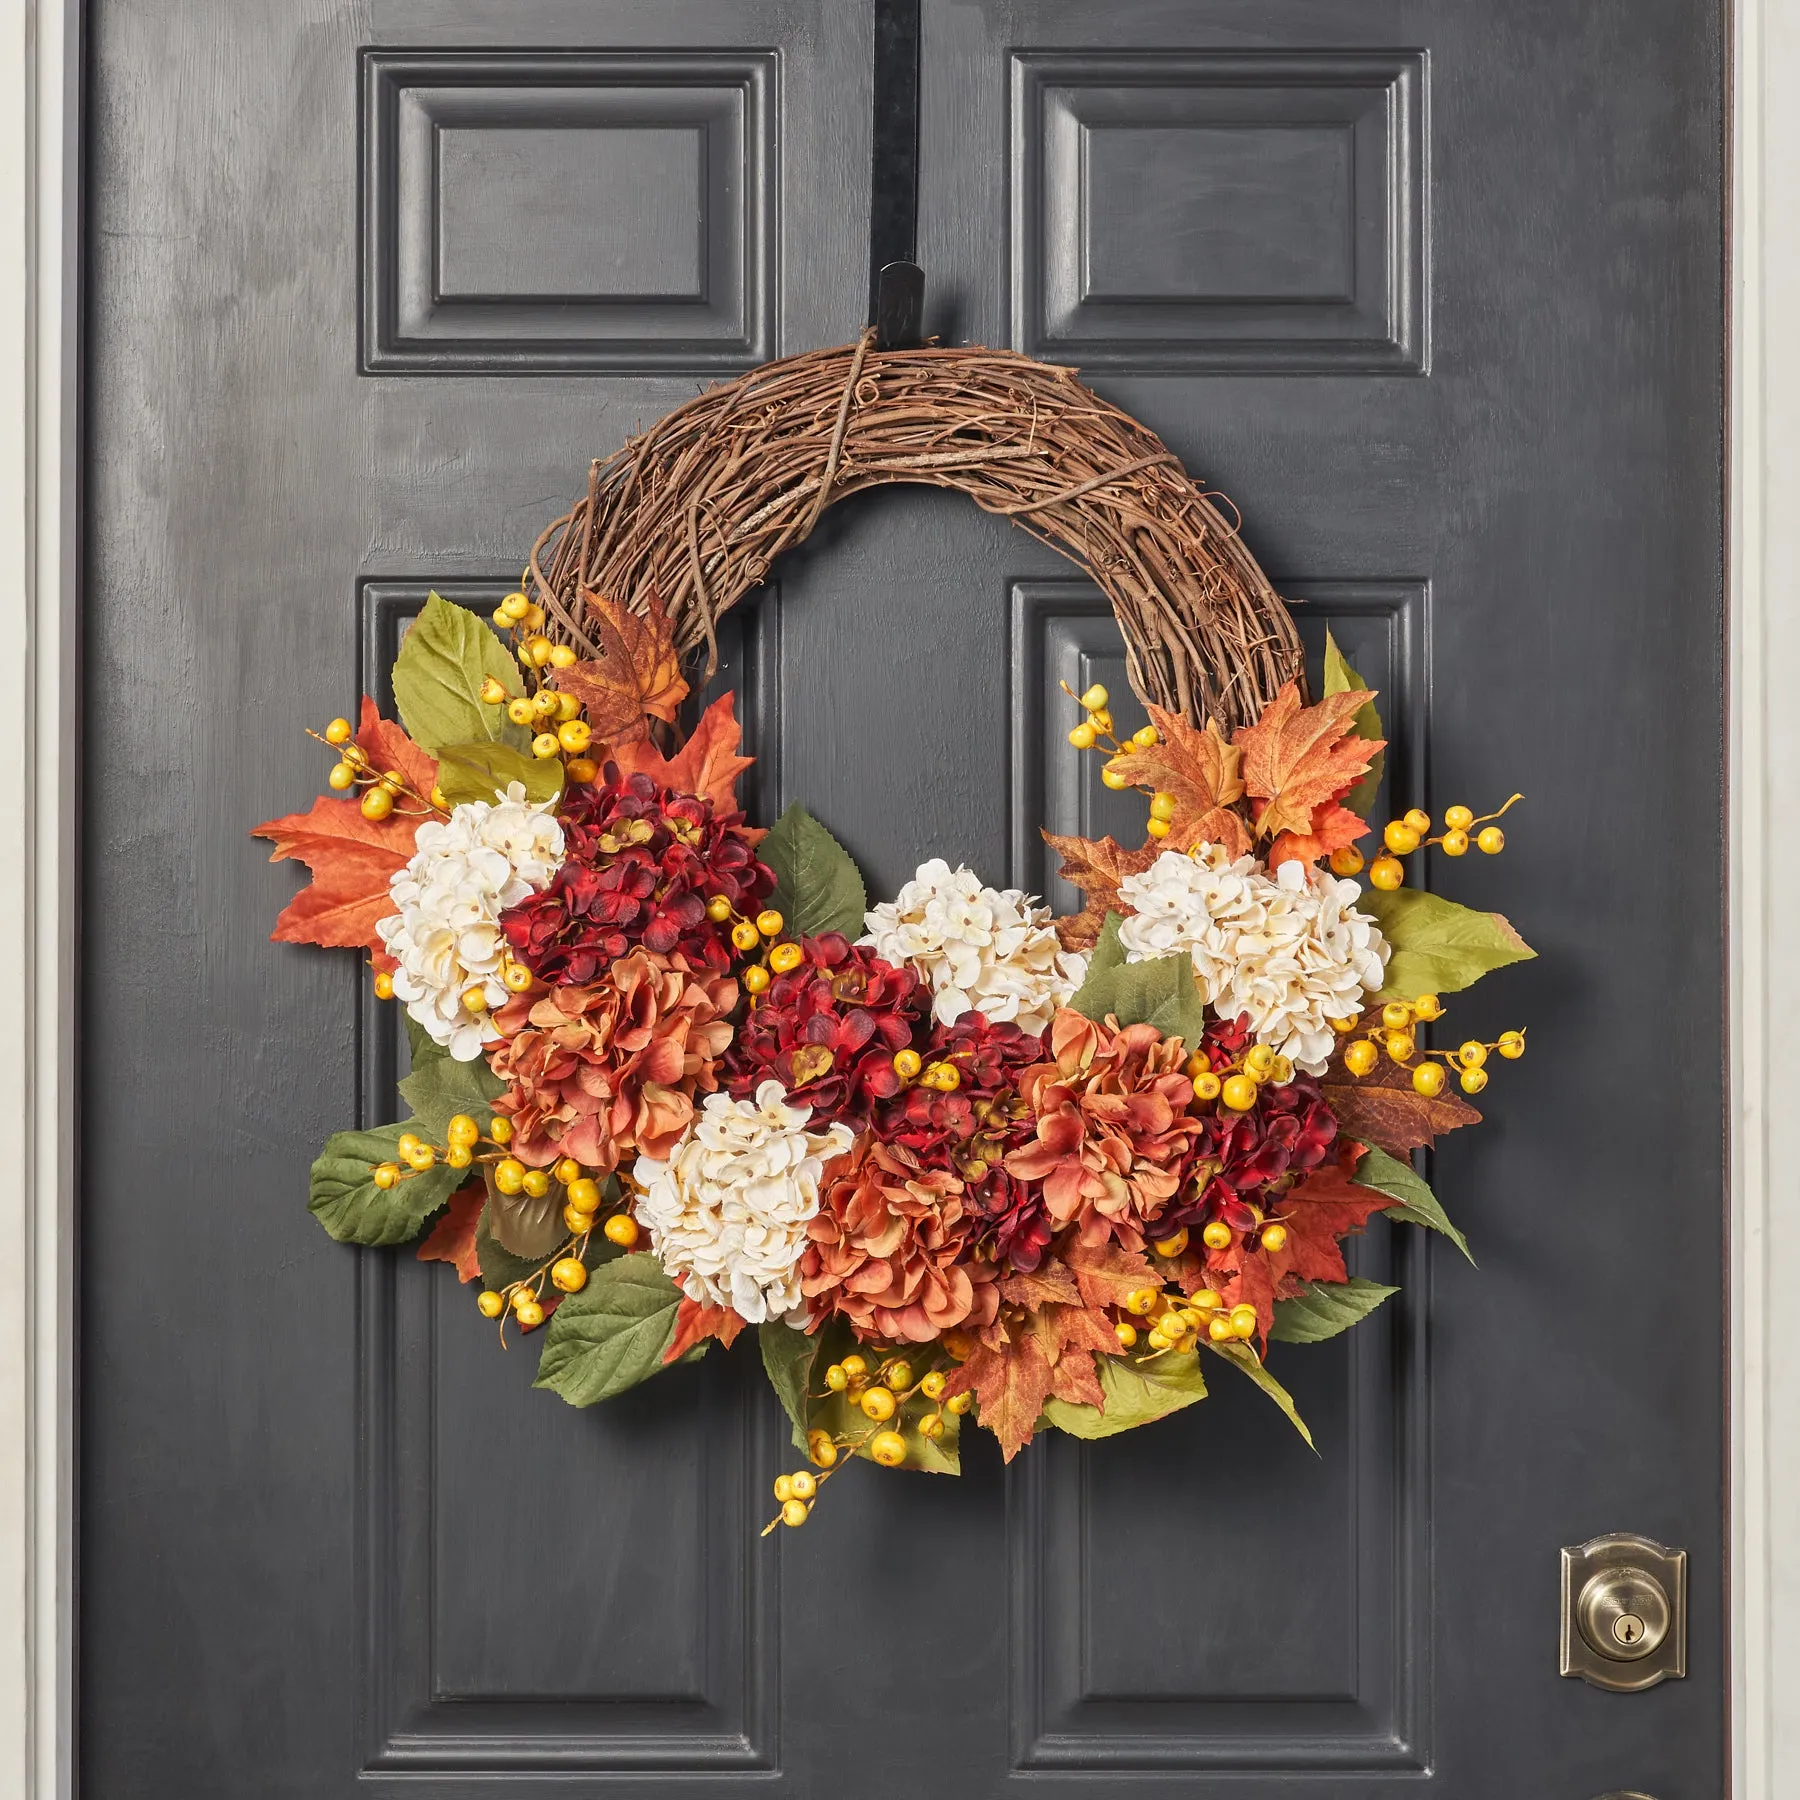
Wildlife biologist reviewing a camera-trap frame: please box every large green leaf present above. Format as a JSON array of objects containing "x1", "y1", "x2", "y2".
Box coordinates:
[
  {"x1": 1041, "y1": 1348, "x2": 1208, "y2": 1438},
  {"x1": 391, "y1": 592, "x2": 529, "y2": 754},
  {"x1": 396, "y1": 1023, "x2": 507, "y2": 1147},
  {"x1": 1203, "y1": 1339, "x2": 1316, "y2": 1450},
  {"x1": 760, "y1": 803, "x2": 869, "y2": 940},
  {"x1": 308, "y1": 1124, "x2": 462, "y2": 1246},
  {"x1": 435, "y1": 739, "x2": 564, "y2": 807},
  {"x1": 1356, "y1": 1144, "x2": 1475, "y2": 1263},
  {"x1": 1269, "y1": 1277, "x2": 1400, "y2": 1344},
  {"x1": 1067, "y1": 913, "x2": 1209, "y2": 1049},
  {"x1": 760, "y1": 1321, "x2": 822, "y2": 1450},
  {"x1": 1321, "y1": 630, "x2": 1385, "y2": 819},
  {"x1": 532, "y1": 1254, "x2": 685, "y2": 1406},
  {"x1": 1355, "y1": 886, "x2": 1535, "y2": 999}
]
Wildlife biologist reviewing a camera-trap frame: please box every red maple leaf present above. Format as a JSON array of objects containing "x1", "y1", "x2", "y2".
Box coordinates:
[
  {"x1": 664, "y1": 1294, "x2": 748, "y2": 1364},
  {"x1": 610, "y1": 692, "x2": 756, "y2": 817},
  {"x1": 1233, "y1": 680, "x2": 1383, "y2": 843},
  {"x1": 554, "y1": 588, "x2": 689, "y2": 746},
  {"x1": 416, "y1": 1183, "x2": 485, "y2": 1284},
  {"x1": 251, "y1": 697, "x2": 436, "y2": 953},
  {"x1": 1268, "y1": 798, "x2": 1371, "y2": 871}
]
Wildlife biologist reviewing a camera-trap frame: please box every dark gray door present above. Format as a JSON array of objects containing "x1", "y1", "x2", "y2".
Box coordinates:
[{"x1": 81, "y1": 2, "x2": 1724, "y2": 1796}]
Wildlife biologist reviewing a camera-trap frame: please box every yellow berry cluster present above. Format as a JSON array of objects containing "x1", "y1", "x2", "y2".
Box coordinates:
[
  {"x1": 370, "y1": 955, "x2": 532, "y2": 1022},
  {"x1": 1331, "y1": 797, "x2": 1522, "y2": 892},
  {"x1": 484, "y1": 588, "x2": 603, "y2": 784},
  {"x1": 315, "y1": 717, "x2": 444, "y2": 822},
  {"x1": 1185, "y1": 1040, "x2": 1295, "y2": 1115},
  {"x1": 1118, "y1": 1283, "x2": 1261, "y2": 1352},
  {"x1": 1059, "y1": 682, "x2": 1174, "y2": 832},
  {"x1": 710, "y1": 901, "x2": 801, "y2": 995},
  {"x1": 1334, "y1": 997, "x2": 1525, "y2": 1096}
]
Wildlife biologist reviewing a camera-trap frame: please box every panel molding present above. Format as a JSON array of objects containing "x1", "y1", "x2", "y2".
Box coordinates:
[
  {"x1": 361, "y1": 50, "x2": 778, "y2": 375},
  {"x1": 350, "y1": 582, "x2": 778, "y2": 1777},
  {"x1": 1010, "y1": 50, "x2": 1427, "y2": 374}
]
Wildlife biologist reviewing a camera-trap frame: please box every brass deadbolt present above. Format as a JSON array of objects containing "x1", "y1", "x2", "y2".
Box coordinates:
[{"x1": 1561, "y1": 1533, "x2": 1687, "y2": 1692}]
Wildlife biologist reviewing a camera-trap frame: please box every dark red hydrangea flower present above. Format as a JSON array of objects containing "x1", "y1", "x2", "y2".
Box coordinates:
[
  {"x1": 500, "y1": 768, "x2": 772, "y2": 984},
  {"x1": 966, "y1": 1168, "x2": 1055, "y2": 1273},
  {"x1": 721, "y1": 933, "x2": 924, "y2": 1126}
]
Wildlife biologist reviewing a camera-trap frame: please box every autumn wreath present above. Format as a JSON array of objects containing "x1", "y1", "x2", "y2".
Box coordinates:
[{"x1": 256, "y1": 338, "x2": 1531, "y2": 1528}]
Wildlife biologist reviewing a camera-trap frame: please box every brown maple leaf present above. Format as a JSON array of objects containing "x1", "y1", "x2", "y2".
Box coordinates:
[
  {"x1": 1233, "y1": 680, "x2": 1383, "y2": 843},
  {"x1": 1321, "y1": 1042, "x2": 1482, "y2": 1155},
  {"x1": 1050, "y1": 1303, "x2": 1123, "y2": 1362},
  {"x1": 664, "y1": 1294, "x2": 749, "y2": 1363},
  {"x1": 1107, "y1": 705, "x2": 1253, "y2": 856},
  {"x1": 252, "y1": 697, "x2": 437, "y2": 953},
  {"x1": 1063, "y1": 1239, "x2": 1159, "y2": 1313},
  {"x1": 416, "y1": 1183, "x2": 485, "y2": 1284},
  {"x1": 1042, "y1": 831, "x2": 1160, "y2": 951},
  {"x1": 999, "y1": 1261, "x2": 1083, "y2": 1310},
  {"x1": 610, "y1": 691, "x2": 757, "y2": 818},
  {"x1": 961, "y1": 1333, "x2": 1057, "y2": 1461},
  {"x1": 554, "y1": 588, "x2": 689, "y2": 746}
]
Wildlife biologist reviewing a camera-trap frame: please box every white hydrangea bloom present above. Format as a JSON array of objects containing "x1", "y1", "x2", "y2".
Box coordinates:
[
  {"x1": 1115, "y1": 846, "x2": 1389, "y2": 1075},
  {"x1": 859, "y1": 858, "x2": 1088, "y2": 1036},
  {"x1": 634, "y1": 1082, "x2": 854, "y2": 1323},
  {"x1": 377, "y1": 781, "x2": 564, "y2": 1061}
]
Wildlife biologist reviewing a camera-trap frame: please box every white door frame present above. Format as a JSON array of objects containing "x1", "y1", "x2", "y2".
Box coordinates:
[{"x1": 3, "y1": 3, "x2": 1789, "y2": 1794}]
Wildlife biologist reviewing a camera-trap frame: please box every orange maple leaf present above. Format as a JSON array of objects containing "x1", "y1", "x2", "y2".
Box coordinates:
[
  {"x1": 416, "y1": 1183, "x2": 485, "y2": 1284},
  {"x1": 610, "y1": 692, "x2": 755, "y2": 817},
  {"x1": 1233, "y1": 680, "x2": 1383, "y2": 843},
  {"x1": 1042, "y1": 831, "x2": 1160, "y2": 951},
  {"x1": 664, "y1": 1294, "x2": 748, "y2": 1364},
  {"x1": 251, "y1": 697, "x2": 436, "y2": 953},
  {"x1": 999, "y1": 1262, "x2": 1083, "y2": 1309},
  {"x1": 554, "y1": 588, "x2": 689, "y2": 746},
  {"x1": 959, "y1": 1333, "x2": 1057, "y2": 1461},
  {"x1": 1268, "y1": 799, "x2": 1371, "y2": 871},
  {"x1": 1107, "y1": 705, "x2": 1253, "y2": 856},
  {"x1": 1063, "y1": 1238, "x2": 1158, "y2": 1312}
]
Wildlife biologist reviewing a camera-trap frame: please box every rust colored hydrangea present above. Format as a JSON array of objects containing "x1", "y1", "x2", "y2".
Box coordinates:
[
  {"x1": 488, "y1": 948, "x2": 737, "y2": 1172},
  {"x1": 800, "y1": 1139, "x2": 1000, "y2": 1343},
  {"x1": 1002, "y1": 1008, "x2": 1204, "y2": 1252},
  {"x1": 500, "y1": 768, "x2": 772, "y2": 984}
]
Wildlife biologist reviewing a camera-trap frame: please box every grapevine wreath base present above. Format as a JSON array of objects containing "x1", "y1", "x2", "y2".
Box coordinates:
[{"x1": 257, "y1": 336, "x2": 1531, "y2": 1531}]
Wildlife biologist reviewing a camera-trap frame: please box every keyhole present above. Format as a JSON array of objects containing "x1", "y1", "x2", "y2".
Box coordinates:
[{"x1": 1613, "y1": 1614, "x2": 1645, "y2": 1647}]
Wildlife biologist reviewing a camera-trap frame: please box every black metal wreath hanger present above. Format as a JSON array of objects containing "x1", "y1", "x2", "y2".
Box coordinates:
[{"x1": 868, "y1": 0, "x2": 924, "y2": 349}]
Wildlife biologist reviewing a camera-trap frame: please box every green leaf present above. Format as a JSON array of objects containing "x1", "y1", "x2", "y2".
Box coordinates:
[
  {"x1": 1269, "y1": 1277, "x2": 1400, "y2": 1344},
  {"x1": 474, "y1": 1207, "x2": 549, "y2": 1292},
  {"x1": 1355, "y1": 1144, "x2": 1475, "y2": 1264},
  {"x1": 1203, "y1": 1339, "x2": 1316, "y2": 1450},
  {"x1": 1067, "y1": 914, "x2": 1210, "y2": 1048},
  {"x1": 800, "y1": 1319, "x2": 961, "y2": 1473},
  {"x1": 760, "y1": 803, "x2": 869, "y2": 940},
  {"x1": 391, "y1": 592, "x2": 529, "y2": 755},
  {"x1": 435, "y1": 739, "x2": 565, "y2": 807},
  {"x1": 396, "y1": 1025, "x2": 507, "y2": 1147},
  {"x1": 1041, "y1": 1349, "x2": 1208, "y2": 1438},
  {"x1": 1321, "y1": 630, "x2": 1385, "y2": 819},
  {"x1": 532, "y1": 1254, "x2": 685, "y2": 1406},
  {"x1": 308, "y1": 1124, "x2": 462, "y2": 1246},
  {"x1": 760, "y1": 1321, "x2": 822, "y2": 1450},
  {"x1": 1355, "y1": 886, "x2": 1536, "y2": 999}
]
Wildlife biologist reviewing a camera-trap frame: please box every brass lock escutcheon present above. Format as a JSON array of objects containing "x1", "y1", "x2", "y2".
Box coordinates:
[{"x1": 1560, "y1": 1533, "x2": 1687, "y2": 1692}]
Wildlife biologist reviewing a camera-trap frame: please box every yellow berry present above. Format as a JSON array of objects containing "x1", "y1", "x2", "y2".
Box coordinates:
[
  {"x1": 705, "y1": 895, "x2": 733, "y2": 923},
  {"x1": 1229, "y1": 1305, "x2": 1259, "y2": 1339},
  {"x1": 781, "y1": 1498, "x2": 811, "y2": 1526},
  {"x1": 397, "y1": 1132, "x2": 422, "y2": 1159},
  {"x1": 500, "y1": 593, "x2": 531, "y2": 622},
  {"x1": 1090, "y1": 708, "x2": 1114, "y2": 734},
  {"x1": 1384, "y1": 1030, "x2": 1416, "y2": 1063},
  {"x1": 531, "y1": 732, "x2": 560, "y2": 760},
  {"x1": 1208, "y1": 1315, "x2": 1236, "y2": 1343},
  {"x1": 1068, "y1": 722, "x2": 1097, "y2": 750},
  {"x1": 488, "y1": 1115, "x2": 513, "y2": 1144},
  {"x1": 500, "y1": 960, "x2": 532, "y2": 995},
  {"x1": 1146, "y1": 1327, "x2": 1171, "y2": 1351},
  {"x1": 1101, "y1": 765, "x2": 1130, "y2": 790},
  {"x1": 373, "y1": 969, "x2": 395, "y2": 1000},
  {"x1": 773, "y1": 1474, "x2": 793, "y2": 1503},
  {"x1": 766, "y1": 944, "x2": 804, "y2": 978},
  {"x1": 788, "y1": 1470, "x2": 817, "y2": 1501},
  {"x1": 448, "y1": 1115, "x2": 481, "y2": 1149},
  {"x1": 564, "y1": 1205, "x2": 596, "y2": 1235},
  {"x1": 531, "y1": 691, "x2": 559, "y2": 720},
  {"x1": 372, "y1": 1162, "x2": 401, "y2": 1190},
  {"x1": 549, "y1": 643, "x2": 577, "y2": 668},
  {"x1": 869, "y1": 1431, "x2": 908, "y2": 1468},
  {"x1": 324, "y1": 716, "x2": 354, "y2": 746},
  {"x1": 860, "y1": 1386, "x2": 897, "y2": 1422},
  {"x1": 1125, "y1": 1287, "x2": 1160, "y2": 1316},
  {"x1": 557, "y1": 719, "x2": 592, "y2": 754},
  {"x1": 327, "y1": 761, "x2": 356, "y2": 791},
  {"x1": 1498, "y1": 1030, "x2": 1526, "y2": 1060},
  {"x1": 429, "y1": 785, "x2": 449, "y2": 811},
  {"x1": 1152, "y1": 1227, "x2": 1190, "y2": 1259},
  {"x1": 514, "y1": 1299, "x2": 545, "y2": 1330},
  {"x1": 1329, "y1": 846, "x2": 1365, "y2": 876},
  {"x1": 1132, "y1": 725, "x2": 1160, "y2": 747},
  {"x1": 919, "y1": 1370, "x2": 947, "y2": 1401},
  {"x1": 824, "y1": 1363, "x2": 849, "y2": 1392},
  {"x1": 461, "y1": 983, "x2": 490, "y2": 1014},
  {"x1": 1268, "y1": 1054, "x2": 1295, "y2": 1085},
  {"x1": 1402, "y1": 808, "x2": 1431, "y2": 835},
  {"x1": 359, "y1": 786, "x2": 395, "y2": 822},
  {"x1": 493, "y1": 1158, "x2": 526, "y2": 1195},
  {"x1": 1412, "y1": 1061, "x2": 1447, "y2": 1097},
  {"x1": 1221, "y1": 1074, "x2": 1259, "y2": 1112},
  {"x1": 1244, "y1": 1044, "x2": 1277, "y2": 1078},
  {"x1": 731, "y1": 920, "x2": 760, "y2": 952},
  {"x1": 1329, "y1": 1014, "x2": 1360, "y2": 1034},
  {"x1": 550, "y1": 1156, "x2": 579, "y2": 1185},
  {"x1": 478, "y1": 676, "x2": 508, "y2": 705},
  {"x1": 1146, "y1": 817, "x2": 1172, "y2": 839},
  {"x1": 1149, "y1": 791, "x2": 1178, "y2": 822},
  {"x1": 917, "y1": 1413, "x2": 946, "y2": 1440},
  {"x1": 565, "y1": 757, "x2": 599, "y2": 785},
  {"x1": 1344, "y1": 1040, "x2": 1380, "y2": 1077},
  {"x1": 1461, "y1": 1066, "x2": 1489, "y2": 1095},
  {"x1": 1441, "y1": 828, "x2": 1470, "y2": 856},
  {"x1": 930, "y1": 1063, "x2": 962, "y2": 1092},
  {"x1": 1443, "y1": 804, "x2": 1474, "y2": 831},
  {"x1": 1458, "y1": 1041, "x2": 1489, "y2": 1069},
  {"x1": 808, "y1": 1432, "x2": 839, "y2": 1467},
  {"x1": 1192, "y1": 1070, "x2": 1222, "y2": 1101},
  {"x1": 599, "y1": 1213, "x2": 636, "y2": 1249},
  {"x1": 1202, "y1": 1220, "x2": 1233, "y2": 1250},
  {"x1": 1383, "y1": 821, "x2": 1421, "y2": 855},
  {"x1": 1193, "y1": 1288, "x2": 1222, "y2": 1310},
  {"x1": 756, "y1": 909, "x2": 785, "y2": 937},
  {"x1": 491, "y1": 606, "x2": 513, "y2": 629},
  {"x1": 550, "y1": 1257, "x2": 588, "y2": 1294},
  {"x1": 1381, "y1": 1001, "x2": 1413, "y2": 1030},
  {"x1": 506, "y1": 698, "x2": 536, "y2": 727},
  {"x1": 555, "y1": 694, "x2": 585, "y2": 725},
  {"x1": 477, "y1": 1290, "x2": 505, "y2": 1319},
  {"x1": 742, "y1": 965, "x2": 771, "y2": 994},
  {"x1": 521, "y1": 1168, "x2": 551, "y2": 1198},
  {"x1": 1478, "y1": 826, "x2": 1506, "y2": 854},
  {"x1": 1079, "y1": 683, "x2": 1109, "y2": 711},
  {"x1": 1413, "y1": 993, "x2": 1444, "y2": 1021},
  {"x1": 1369, "y1": 855, "x2": 1405, "y2": 890},
  {"x1": 1114, "y1": 1322, "x2": 1138, "y2": 1349},
  {"x1": 893, "y1": 1048, "x2": 923, "y2": 1080},
  {"x1": 840, "y1": 1354, "x2": 868, "y2": 1380},
  {"x1": 567, "y1": 1178, "x2": 600, "y2": 1210},
  {"x1": 945, "y1": 1391, "x2": 973, "y2": 1416},
  {"x1": 406, "y1": 1144, "x2": 437, "y2": 1172},
  {"x1": 525, "y1": 639, "x2": 555, "y2": 669}
]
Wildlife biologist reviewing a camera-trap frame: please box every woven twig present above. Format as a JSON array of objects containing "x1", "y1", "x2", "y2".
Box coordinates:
[{"x1": 524, "y1": 336, "x2": 1303, "y2": 733}]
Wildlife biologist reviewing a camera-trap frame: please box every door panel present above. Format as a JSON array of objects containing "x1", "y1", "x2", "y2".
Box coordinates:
[{"x1": 82, "y1": 1, "x2": 1724, "y2": 1796}]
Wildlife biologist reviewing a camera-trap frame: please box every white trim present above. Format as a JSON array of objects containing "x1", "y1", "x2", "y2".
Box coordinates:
[
  {"x1": 3, "y1": 3, "x2": 1787, "y2": 1795},
  {"x1": 5, "y1": 1, "x2": 77, "y2": 1797}
]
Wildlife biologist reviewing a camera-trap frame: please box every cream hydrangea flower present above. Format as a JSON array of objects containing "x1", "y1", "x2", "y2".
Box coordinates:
[
  {"x1": 377, "y1": 781, "x2": 564, "y2": 1061},
  {"x1": 859, "y1": 858, "x2": 1087, "y2": 1036},
  {"x1": 1115, "y1": 846, "x2": 1389, "y2": 1074},
  {"x1": 634, "y1": 1081, "x2": 854, "y2": 1323}
]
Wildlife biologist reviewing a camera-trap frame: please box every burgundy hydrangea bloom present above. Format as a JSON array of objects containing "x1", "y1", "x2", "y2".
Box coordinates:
[
  {"x1": 721, "y1": 933, "x2": 924, "y2": 1126},
  {"x1": 966, "y1": 1168, "x2": 1056, "y2": 1273},
  {"x1": 500, "y1": 768, "x2": 772, "y2": 984}
]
